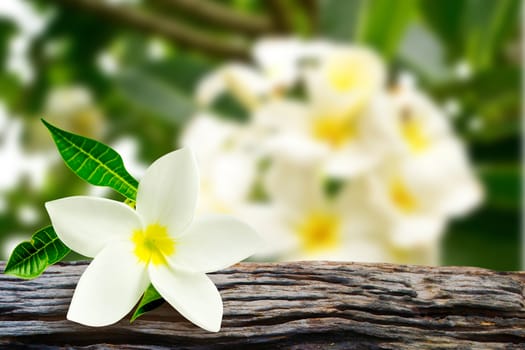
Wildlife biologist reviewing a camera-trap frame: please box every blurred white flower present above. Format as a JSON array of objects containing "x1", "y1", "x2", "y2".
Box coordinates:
[
  {"x1": 44, "y1": 86, "x2": 106, "y2": 140},
  {"x1": 0, "y1": 104, "x2": 52, "y2": 191},
  {"x1": 186, "y1": 37, "x2": 484, "y2": 266},
  {"x1": 303, "y1": 45, "x2": 386, "y2": 116},
  {"x1": 248, "y1": 158, "x2": 386, "y2": 261},
  {"x1": 17, "y1": 204, "x2": 39, "y2": 225},
  {"x1": 371, "y1": 83, "x2": 452, "y2": 157},
  {"x1": 97, "y1": 51, "x2": 120, "y2": 76},
  {"x1": 363, "y1": 141, "x2": 482, "y2": 249},
  {"x1": 196, "y1": 63, "x2": 270, "y2": 110},
  {"x1": 181, "y1": 113, "x2": 257, "y2": 215},
  {"x1": 252, "y1": 96, "x2": 384, "y2": 178},
  {"x1": 0, "y1": 0, "x2": 50, "y2": 84}
]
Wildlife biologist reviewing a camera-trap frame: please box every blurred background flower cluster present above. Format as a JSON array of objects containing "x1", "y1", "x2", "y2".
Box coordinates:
[{"x1": 0, "y1": 0, "x2": 521, "y2": 269}]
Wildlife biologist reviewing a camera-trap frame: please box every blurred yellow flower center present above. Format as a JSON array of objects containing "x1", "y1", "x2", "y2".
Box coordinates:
[
  {"x1": 389, "y1": 177, "x2": 417, "y2": 213},
  {"x1": 297, "y1": 212, "x2": 341, "y2": 252},
  {"x1": 312, "y1": 115, "x2": 356, "y2": 148},
  {"x1": 327, "y1": 56, "x2": 367, "y2": 93},
  {"x1": 400, "y1": 113, "x2": 429, "y2": 152},
  {"x1": 132, "y1": 223, "x2": 175, "y2": 266}
]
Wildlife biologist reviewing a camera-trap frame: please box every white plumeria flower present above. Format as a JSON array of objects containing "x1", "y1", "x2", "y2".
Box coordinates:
[
  {"x1": 45, "y1": 148, "x2": 260, "y2": 331},
  {"x1": 252, "y1": 98, "x2": 384, "y2": 177},
  {"x1": 370, "y1": 84, "x2": 452, "y2": 157},
  {"x1": 249, "y1": 158, "x2": 386, "y2": 261},
  {"x1": 363, "y1": 141, "x2": 483, "y2": 249},
  {"x1": 181, "y1": 113, "x2": 258, "y2": 215},
  {"x1": 366, "y1": 81, "x2": 483, "y2": 212},
  {"x1": 303, "y1": 45, "x2": 386, "y2": 117}
]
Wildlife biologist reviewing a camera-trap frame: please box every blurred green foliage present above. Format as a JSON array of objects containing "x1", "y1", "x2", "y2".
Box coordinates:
[{"x1": 0, "y1": 0, "x2": 520, "y2": 270}]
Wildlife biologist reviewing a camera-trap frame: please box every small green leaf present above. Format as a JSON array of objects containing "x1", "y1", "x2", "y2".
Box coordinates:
[
  {"x1": 131, "y1": 284, "x2": 165, "y2": 322},
  {"x1": 42, "y1": 119, "x2": 139, "y2": 201},
  {"x1": 4, "y1": 226, "x2": 70, "y2": 279},
  {"x1": 356, "y1": 0, "x2": 417, "y2": 59}
]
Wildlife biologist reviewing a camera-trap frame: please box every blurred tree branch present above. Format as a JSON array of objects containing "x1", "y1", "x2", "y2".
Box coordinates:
[
  {"x1": 301, "y1": 0, "x2": 319, "y2": 33},
  {"x1": 50, "y1": 0, "x2": 250, "y2": 58},
  {"x1": 265, "y1": 0, "x2": 294, "y2": 33},
  {"x1": 150, "y1": 0, "x2": 273, "y2": 35}
]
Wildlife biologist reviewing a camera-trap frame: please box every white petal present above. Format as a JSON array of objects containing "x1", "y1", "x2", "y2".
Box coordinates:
[
  {"x1": 324, "y1": 144, "x2": 381, "y2": 178},
  {"x1": 235, "y1": 204, "x2": 299, "y2": 258},
  {"x1": 149, "y1": 265, "x2": 222, "y2": 332},
  {"x1": 67, "y1": 241, "x2": 149, "y2": 327},
  {"x1": 252, "y1": 37, "x2": 302, "y2": 87},
  {"x1": 170, "y1": 215, "x2": 261, "y2": 273},
  {"x1": 136, "y1": 148, "x2": 198, "y2": 236},
  {"x1": 391, "y1": 216, "x2": 445, "y2": 249},
  {"x1": 264, "y1": 157, "x2": 326, "y2": 217},
  {"x1": 45, "y1": 196, "x2": 142, "y2": 257}
]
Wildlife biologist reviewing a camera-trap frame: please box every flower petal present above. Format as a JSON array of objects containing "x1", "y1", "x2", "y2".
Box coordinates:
[
  {"x1": 45, "y1": 196, "x2": 142, "y2": 257},
  {"x1": 149, "y1": 265, "x2": 222, "y2": 332},
  {"x1": 67, "y1": 241, "x2": 149, "y2": 327},
  {"x1": 169, "y1": 215, "x2": 260, "y2": 273},
  {"x1": 136, "y1": 148, "x2": 198, "y2": 236}
]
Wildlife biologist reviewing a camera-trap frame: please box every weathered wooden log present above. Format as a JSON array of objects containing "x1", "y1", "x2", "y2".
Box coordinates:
[{"x1": 1, "y1": 261, "x2": 524, "y2": 349}]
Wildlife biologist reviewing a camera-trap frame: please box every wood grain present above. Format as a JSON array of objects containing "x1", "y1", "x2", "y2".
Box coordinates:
[{"x1": 1, "y1": 261, "x2": 524, "y2": 349}]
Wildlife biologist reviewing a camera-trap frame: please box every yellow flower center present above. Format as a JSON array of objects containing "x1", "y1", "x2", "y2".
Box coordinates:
[
  {"x1": 327, "y1": 55, "x2": 367, "y2": 93},
  {"x1": 389, "y1": 177, "x2": 417, "y2": 213},
  {"x1": 400, "y1": 110, "x2": 429, "y2": 153},
  {"x1": 132, "y1": 223, "x2": 175, "y2": 266},
  {"x1": 312, "y1": 115, "x2": 357, "y2": 148},
  {"x1": 296, "y1": 212, "x2": 341, "y2": 252}
]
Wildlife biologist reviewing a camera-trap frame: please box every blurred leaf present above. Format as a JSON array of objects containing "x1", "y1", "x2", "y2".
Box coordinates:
[
  {"x1": 444, "y1": 208, "x2": 520, "y2": 271},
  {"x1": 470, "y1": 137, "x2": 520, "y2": 164},
  {"x1": 479, "y1": 164, "x2": 520, "y2": 210},
  {"x1": 0, "y1": 20, "x2": 16, "y2": 68},
  {"x1": 43, "y1": 119, "x2": 139, "y2": 201},
  {"x1": 463, "y1": 0, "x2": 520, "y2": 70},
  {"x1": 419, "y1": 0, "x2": 465, "y2": 59},
  {"x1": 398, "y1": 24, "x2": 452, "y2": 85},
  {"x1": 433, "y1": 67, "x2": 520, "y2": 143},
  {"x1": 131, "y1": 284, "x2": 164, "y2": 322},
  {"x1": 141, "y1": 55, "x2": 214, "y2": 93},
  {"x1": 4, "y1": 226, "x2": 70, "y2": 279},
  {"x1": 115, "y1": 69, "x2": 196, "y2": 125},
  {"x1": 319, "y1": 0, "x2": 363, "y2": 40},
  {"x1": 323, "y1": 178, "x2": 345, "y2": 199},
  {"x1": 211, "y1": 91, "x2": 249, "y2": 122},
  {"x1": 356, "y1": 0, "x2": 417, "y2": 59}
]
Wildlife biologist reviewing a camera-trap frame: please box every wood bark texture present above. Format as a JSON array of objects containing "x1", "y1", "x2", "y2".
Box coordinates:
[{"x1": 1, "y1": 261, "x2": 524, "y2": 349}]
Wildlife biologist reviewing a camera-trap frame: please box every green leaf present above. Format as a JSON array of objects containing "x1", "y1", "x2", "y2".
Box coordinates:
[
  {"x1": 115, "y1": 69, "x2": 196, "y2": 126},
  {"x1": 479, "y1": 164, "x2": 520, "y2": 210},
  {"x1": 419, "y1": 0, "x2": 465, "y2": 58},
  {"x1": 320, "y1": 0, "x2": 364, "y2": 40},
  {"x1": 356, "y1": 0, "x2": 417, "y2": 59},
  {"x1": 463, "y1": 0, "x2": 520, "y2": 70},
  {"x1": 42, "y1": 119, "x2": 139, "y2": 201},
  {"x1": 444, "y1": 208, "x2": 520, "y2": 271},
  {"x1": 131, "y1": 284, "x2": 165, "y2": 322},
  {"x1": 4, "y1": 226, "x2": 70, "y2": 279}
]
